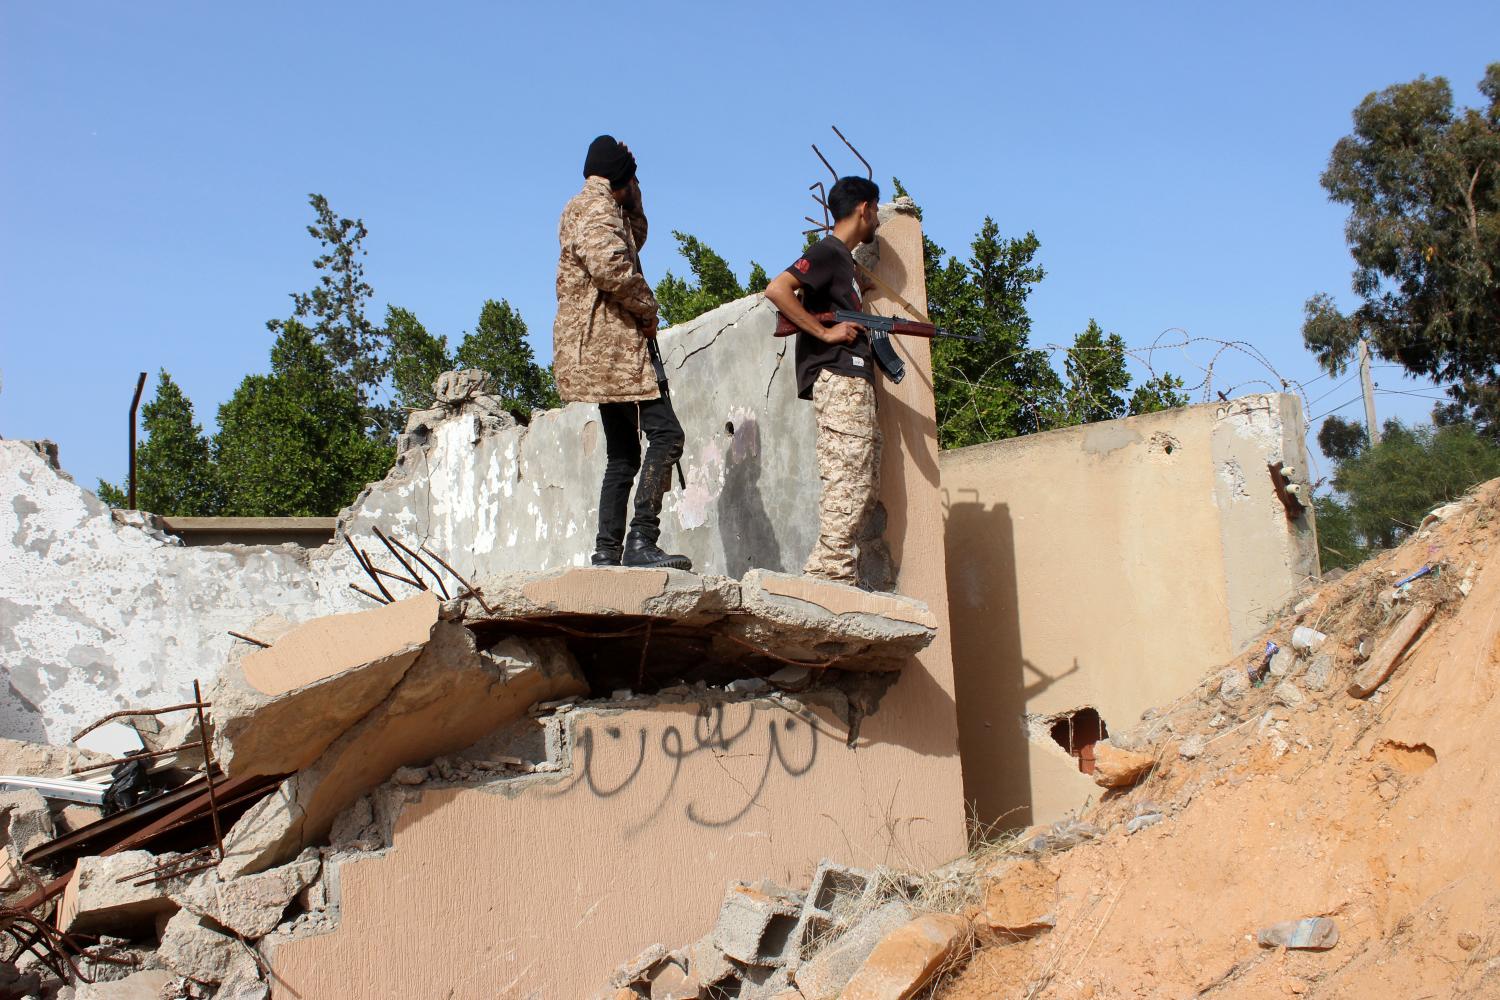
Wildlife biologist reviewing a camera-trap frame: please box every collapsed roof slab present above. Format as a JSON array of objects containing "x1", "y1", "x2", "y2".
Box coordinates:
[{"x1": 455, "y1": 566, "x2": 938, "y2": 677}]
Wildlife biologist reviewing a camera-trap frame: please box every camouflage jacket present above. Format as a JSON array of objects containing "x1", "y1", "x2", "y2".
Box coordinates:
[{"x1": 551, "y1": 176, "x2": 659, "y2": 403}]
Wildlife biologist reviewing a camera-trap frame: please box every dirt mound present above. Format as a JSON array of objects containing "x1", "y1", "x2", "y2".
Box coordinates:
[{"x1": 939, "y1": 481, "x2": 1500, "y2": 999}]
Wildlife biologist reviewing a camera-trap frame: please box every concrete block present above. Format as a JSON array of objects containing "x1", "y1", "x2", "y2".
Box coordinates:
[
  {"x1": 713, "y1": 883, "x2": 801, "y2": 966},
  {"x1": 158, "y1": 910, "x2": 239, "y2": 984},
  {"x1": 209, "y1": 591, "x2": 440, "y2": 779},
  {"x1": 686, "y1": 934, "x2": 734, "y2": 986},
  {"x1": 174, "y1": 852, "x2": 319, "y2": 939},
  {"x1": 790, "y1": 901, "x2": 914, "y2": 1000},
  {"x1": 0, "y1": 788, "x2": 55, "y2": 854},
  {"x1": 840, "y1": 913, "x2": 971, "y2": 1000},
  {"x1": 59, "y1": 850, "x2": 184, "y2": 936}
]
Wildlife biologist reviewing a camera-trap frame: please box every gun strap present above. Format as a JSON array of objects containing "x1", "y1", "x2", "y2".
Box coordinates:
[{"x1": 855, "y1": 261, "x2": 932, "y2": 326}]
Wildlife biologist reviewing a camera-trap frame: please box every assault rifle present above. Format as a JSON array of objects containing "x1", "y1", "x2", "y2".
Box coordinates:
[{"x1": 773, "y1": 309, "x2": 980, "y2": 384}]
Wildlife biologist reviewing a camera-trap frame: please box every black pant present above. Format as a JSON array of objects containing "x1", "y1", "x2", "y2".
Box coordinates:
[{"x1": 596, "y1": 397, "x2": 685, "y2": 550}]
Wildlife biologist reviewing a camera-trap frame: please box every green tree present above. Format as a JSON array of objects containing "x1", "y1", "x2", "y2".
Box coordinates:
[
  {"x1": 654, "y1": 232, "x2": 767, "y2": 326},
  {"x1": 929, "y1": 220, "x2": 1062, "y2": 448},
  {"x1": 1058, "y1": 320, "x2": 1131, "y2": 425},
  {"x1": 386, "y1": 306, "x2": 451, "y2": 412},
  {"x1": 1302, "y1": 64, "x2": 1500, "y2": 433},
  {"x1": 1128, "y1": 373, "x2": 1190, "y2": 416},
  {"x1": 214, "y1": 321, "x2": 393, "y2": 516},
  {"x1": 270, "y1": 194, "x2": 396, "y2": 439},
  {"x1": 1317, "y1": 419, "x2": 1500, "y2": 567},
  {"x1": 97, "y1": 371, "x2": 218, "y2": 514},
  {"x1": 1312, "y1": 494, "x2": 1367, "y2": 572},
  {"x1": 1317, "y1": 414, "x2": 1368, "y2": 464},
  {"x1": 454, "y1": 299, "x2": 561, "y2": 416}
]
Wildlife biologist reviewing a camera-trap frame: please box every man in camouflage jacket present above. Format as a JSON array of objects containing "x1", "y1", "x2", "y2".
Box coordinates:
[{"x1": 553, "y1": 135, "x2": 691, "y2": 571}]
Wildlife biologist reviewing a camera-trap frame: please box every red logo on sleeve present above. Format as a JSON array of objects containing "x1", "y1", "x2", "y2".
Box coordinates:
[{"x1": 793, "y1": 258, "x2": 810, "y2": 273}]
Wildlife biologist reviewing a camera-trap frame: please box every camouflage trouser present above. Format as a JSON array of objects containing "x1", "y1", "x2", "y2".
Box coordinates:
[{"x1": 803, "y1": 370, "x2": 881, "y2": 583}]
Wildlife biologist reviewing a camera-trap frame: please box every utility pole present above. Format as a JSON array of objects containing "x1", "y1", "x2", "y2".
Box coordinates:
[{"x1": 1358, "y1": 339, "x2": 1380, "y2": 447}]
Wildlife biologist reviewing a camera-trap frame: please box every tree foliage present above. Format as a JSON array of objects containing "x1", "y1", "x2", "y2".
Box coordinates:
[
  {"x1": 97, "y1": 371, "x2": 217, "y2": 515},
  {"x1": 387, "y1": 306, "x2": 451, "y2": 413},
  {"x1": 1317, "y1": 414, "x2": 1368, "y2": 464},
  {"x1": 1315, "y1": 418, "x2": 1500, "y2": 570},
  {"x1": 269, "y1": 194, "x2": 396, "y2": 439},
  {"x1": 1302, "y1": 64, "x2": 1500, "y2": 433},
  {"x1": 386, "y1": 299, "x2": 560, "y2": 418},
  {"x1": 214, "y1": 322, "x2": 393, "y2": 517},
  {"x1": 454, "y1": 299, "x2": 561, "y2": 415},
  {"x1": 654, "y1": 232, "x2": 767, "y2": 327}
]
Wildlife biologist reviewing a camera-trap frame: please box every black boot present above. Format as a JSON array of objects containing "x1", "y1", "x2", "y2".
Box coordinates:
[
  {"x1": 591, "y1": 546, "x2": 622, "y2": 566},
  {"x1": 623, "y1": 531, "x2": 692, "y2": 571}
]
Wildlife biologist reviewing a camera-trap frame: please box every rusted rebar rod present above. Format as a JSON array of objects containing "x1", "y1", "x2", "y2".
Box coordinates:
[
  {"x1": 349, "y1": 582, "x2": 390, "y2": 605},
  {"x1": 342, "y1": 533, "x2": 394, "y2": 602},
  {"x1": 72, "y1": 702, "x2": 207, "y2": 743},
  {"x1": 386, "y1": 534, "x2": 451, "y2": 599},
  {"x1": 372, "y1": 525, "x2": 428, "y2": 592},
  {"x1": 226, "y1": 630, "x2": 269, "y2": 648},
  {"x1": 372, "y1": 566, "x2": 424, "y2": 590},
  {"x1": 419, "y1": 544, "x2": 492, "y2": 613}
]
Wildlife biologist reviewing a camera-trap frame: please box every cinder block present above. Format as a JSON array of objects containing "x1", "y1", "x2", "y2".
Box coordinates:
[{"x1": 713, "y1": 883, "x2": 802, "y2": 966}]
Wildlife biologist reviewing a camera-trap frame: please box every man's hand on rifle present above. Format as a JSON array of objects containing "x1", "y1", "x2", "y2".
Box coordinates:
[{"x1": 817, "y1": 320, "x2": 862, "y2": 346}]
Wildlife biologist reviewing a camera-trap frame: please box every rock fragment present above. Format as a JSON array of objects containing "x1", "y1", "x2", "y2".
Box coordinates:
[
  {"x1": 0, "y1": 788, "x2": 55, "y2": 855},
  {"x1": 840, "y1": 912, "x2": 971, "y2": 1000},
  {"x1": 158, "y1": 910, "x2": 239, "y2": 984},
  {"x1": 1090, "y1": 742, "x2": 1155, "y2": 788}
]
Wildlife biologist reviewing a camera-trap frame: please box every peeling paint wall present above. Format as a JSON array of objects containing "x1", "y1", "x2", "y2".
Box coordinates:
[{"x1": 940, "y1": 395, "x2": 1317, "y2": 829}]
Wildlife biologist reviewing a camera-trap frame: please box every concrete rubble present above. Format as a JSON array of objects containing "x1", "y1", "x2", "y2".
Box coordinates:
[
  {"x1": 1, "y1": 493, "x2": 942, "y2": 1000},
  {"x1": 599, "y1": 860, "x2": 955, "y2": 1000}
]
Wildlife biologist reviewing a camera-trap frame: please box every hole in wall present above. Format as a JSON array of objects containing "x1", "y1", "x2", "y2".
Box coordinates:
[
  {"x1": 725, "y1": 420, "x2": 736, "y2": 435},
  {"x1": 1049, "y1": 708, "x2": 1109, "y2": 775}
]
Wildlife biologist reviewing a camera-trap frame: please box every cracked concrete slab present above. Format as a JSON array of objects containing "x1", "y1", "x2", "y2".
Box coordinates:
[
  {"x1": 209, "y1": 592, "x2": 440, "y2": 779},
  {"x1": 456, "y1": 566, "x2": 934, "y2": 674}
]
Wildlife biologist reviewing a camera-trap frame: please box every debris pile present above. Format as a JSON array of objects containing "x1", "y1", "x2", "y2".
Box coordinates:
[
  {"x1": 598, "y1": 859, "x2": 975, "y2": 1000},
  {"x1": 3, "y1": 555, "x2": 936, "y2": 998},
  {"x1": 606, "y1": 481, "x2": 1500, "y2": 999}
]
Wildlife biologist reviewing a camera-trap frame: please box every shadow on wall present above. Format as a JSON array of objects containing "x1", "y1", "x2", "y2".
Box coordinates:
[
  {"x1": 943, "y1": 494, "x2": 1082, "y2": 831},
  {"x1": 717, "y1": 415, "x2": 781, "y2": 577}
]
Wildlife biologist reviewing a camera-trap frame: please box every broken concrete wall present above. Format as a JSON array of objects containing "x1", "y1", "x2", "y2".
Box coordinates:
[
  {"x1": 940, "y1": 394, "x2": 1317, "y2": 828},
  {"x1": 1, "y1": 287, "x2": 814, "y2": 744}
]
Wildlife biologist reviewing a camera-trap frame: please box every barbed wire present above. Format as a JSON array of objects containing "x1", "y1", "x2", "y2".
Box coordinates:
[{"x1": 927, "y1": 327, "x2": 1474, "y2": 491}]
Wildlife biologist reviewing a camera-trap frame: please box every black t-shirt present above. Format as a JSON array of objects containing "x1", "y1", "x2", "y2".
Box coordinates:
[{"x1": 785, "y1": 236, "x2": 871, "y2": 400}]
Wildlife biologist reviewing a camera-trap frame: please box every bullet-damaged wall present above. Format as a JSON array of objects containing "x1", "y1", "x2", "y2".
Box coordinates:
[{"x1": 940, "y1": 395, "x2": 1318, "y2": 829}]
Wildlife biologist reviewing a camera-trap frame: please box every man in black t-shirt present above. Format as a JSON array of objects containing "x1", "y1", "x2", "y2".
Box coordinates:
[{"x1": 764, "y1": 176, "x2": 884, "y2": 584}]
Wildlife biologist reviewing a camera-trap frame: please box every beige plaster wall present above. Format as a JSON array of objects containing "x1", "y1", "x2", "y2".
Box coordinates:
[
  {"x1": 267, "y1": 700, "x2": 958, "y2": 998},
  {"x1": 265, "y1": 209, "x2": 967, "y2": 998},
  {"x1": 941, "y1": 395, "x2": 1317, "y2": 830}
]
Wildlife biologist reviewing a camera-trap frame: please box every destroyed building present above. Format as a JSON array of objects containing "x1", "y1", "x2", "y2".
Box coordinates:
[{"x1": 0, "y1": 204, "x2": 1317, "y2": 998}]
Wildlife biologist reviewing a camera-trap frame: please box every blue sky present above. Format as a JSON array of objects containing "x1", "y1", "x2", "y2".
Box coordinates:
[{"x1": 2, "y1": 1, "x2": 1495, "y2": 492}]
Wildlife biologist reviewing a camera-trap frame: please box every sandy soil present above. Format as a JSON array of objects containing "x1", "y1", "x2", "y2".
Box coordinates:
[{"x1": 937, "y1": 482, "x2": 1500, "y2": 1000}]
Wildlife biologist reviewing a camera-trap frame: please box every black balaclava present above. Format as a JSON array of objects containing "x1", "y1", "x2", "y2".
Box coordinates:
[{"x1": 583, "y1": 135, "x2": 636, "y2": 191}]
